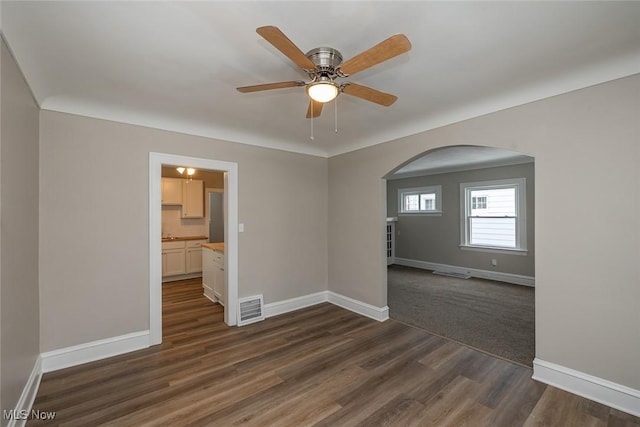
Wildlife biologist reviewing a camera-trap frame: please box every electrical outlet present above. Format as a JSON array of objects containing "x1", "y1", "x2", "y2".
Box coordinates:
[{"x1": 491, "y1": 258, "x2": 498, "y2": 266}]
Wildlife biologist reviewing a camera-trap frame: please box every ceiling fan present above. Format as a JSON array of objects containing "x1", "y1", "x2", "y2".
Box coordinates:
[{"x1": 237, "y1": 26, "x2": 412, "y2": 118}]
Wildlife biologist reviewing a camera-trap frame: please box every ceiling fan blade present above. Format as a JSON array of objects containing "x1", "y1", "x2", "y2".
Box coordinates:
[
  {"x1": 236, "y1": 80, "x2": 305, "y2": 93},
  {"x1": 306, "y1": 99, "x2": 323, "y2": 118},
  {"x1": 342, "y1": 83, "x2": 398, "y2": 106},
  {"x1": 338, "y1": 34, "x2": 411, "y2": 76},
  {"x1": 256, "y1": 26, "x2": 316, "y2": 70}
]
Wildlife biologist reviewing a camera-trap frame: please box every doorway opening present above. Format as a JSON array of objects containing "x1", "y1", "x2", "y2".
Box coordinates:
[
  {"x1": 149, "y1": 153, "x2": 238, "y2": 345},
  {"x1": 383, "y1": 145, "x2": 535, "y2": 366}
]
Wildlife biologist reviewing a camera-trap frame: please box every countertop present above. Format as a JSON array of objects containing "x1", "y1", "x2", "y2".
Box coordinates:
[
  {"x1": 161, "y1": 235, "x2": 207, "y2": 242},
  {"x1": 202, "y1": 242, "x2": 224, "y2": 253}
]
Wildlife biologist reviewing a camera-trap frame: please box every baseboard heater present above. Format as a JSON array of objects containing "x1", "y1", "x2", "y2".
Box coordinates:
[{"x1": 433, "y1": 271, "x2": 471, "y2": 279}]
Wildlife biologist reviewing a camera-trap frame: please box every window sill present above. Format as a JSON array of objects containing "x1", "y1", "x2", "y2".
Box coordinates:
[
  {"x1": 459, "y1": 245, "x2": 528, "y2": 256},
  {"x1": 399, "y1": 211, "x2": 442, "y2": 217}
]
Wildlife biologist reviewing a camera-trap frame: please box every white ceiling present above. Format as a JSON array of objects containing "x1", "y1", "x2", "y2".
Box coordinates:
[{"x1": 2, "y1": 1, "x2": 640, "y2": 158}]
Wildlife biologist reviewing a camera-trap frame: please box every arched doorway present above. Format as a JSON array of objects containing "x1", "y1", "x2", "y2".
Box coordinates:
[{"x1": 384, "y1": 145, "x2": 535, "y2": 366}]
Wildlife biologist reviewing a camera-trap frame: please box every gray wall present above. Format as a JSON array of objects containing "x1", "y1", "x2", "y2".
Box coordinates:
[
  {"x1": 387, "y1": 163, "x2": 535, "y2": 277},
  {"x1": 39, "y1": 111, "x2": 328, "y2": 352},
  {"x1": 328, "y1": 74, "x2": 640, "y2": 390},
  {"x1": 0, "y1": 38, "x2": 40, "y2": 421}
]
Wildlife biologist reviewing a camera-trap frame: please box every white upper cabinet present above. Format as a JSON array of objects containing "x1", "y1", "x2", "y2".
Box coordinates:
[
  {"x1": 162, "y1": 177, "x2": 204, "y2": 219},
  {"x1": 182, "y1": 179, "x2": 204, "y2": 218},
  {"x1": 161, "y1": 178, "x2": 183, "y2": 205}
]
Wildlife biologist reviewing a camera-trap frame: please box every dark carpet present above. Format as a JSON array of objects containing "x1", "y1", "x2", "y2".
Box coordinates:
[{"x1": 387, "y1": 265, "x2": 535, "y2": 367}]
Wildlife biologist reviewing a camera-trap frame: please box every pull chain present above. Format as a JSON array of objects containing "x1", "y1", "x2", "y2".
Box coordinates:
[
  {"x1": 334, "y1": 97, "x2": 338, "y2": 133},
  {"x1": 310, "y1": 101, "x2": 314, "y2": 140}
]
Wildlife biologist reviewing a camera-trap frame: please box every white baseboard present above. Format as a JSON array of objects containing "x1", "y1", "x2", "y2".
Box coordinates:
[
  {"x1": 533, "y1": 358, "x2": 640, "y2": 417},
  {"x1": 264, "y1": 290, "x2": 388, "y2": 322},
  {"x1": 328, "y1": 291, "x2": 389, "y2": 322},
  {"x1": 393, "y1": 257, "x2": 535, "y2": 287},
  {"x1": 213, "y1": 290, "x2": 222, "y2": 301},
  {"x1": 38, "y1": 291, "x2": 387, "y2": 373},
  {"x1": 203, "y1": 291, "x2": 217, "y2": 304},
  {"x1": 41, "y1": 331, "x2": 150, "y2": 373},
  {"x1": 6, "y1": 356, "x2": 43, "y2": 427},
  {"x1": 264, "y1": 291, "x2": 328, "y2": 318}
]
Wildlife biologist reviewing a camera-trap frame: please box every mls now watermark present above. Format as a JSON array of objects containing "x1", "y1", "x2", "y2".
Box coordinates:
[{"x1": 3, "y1": 409, "x2": 56, "y2": 421}]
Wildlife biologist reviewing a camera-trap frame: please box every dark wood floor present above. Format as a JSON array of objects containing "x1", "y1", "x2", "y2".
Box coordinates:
[{"x1": 29, "y1": 278, "x2": 639, "y2": 426}]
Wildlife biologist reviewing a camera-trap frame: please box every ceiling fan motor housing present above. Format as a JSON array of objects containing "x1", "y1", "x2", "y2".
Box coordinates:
[{"x1": 305, "y1": 47, "x2": 343, "y2": 78}]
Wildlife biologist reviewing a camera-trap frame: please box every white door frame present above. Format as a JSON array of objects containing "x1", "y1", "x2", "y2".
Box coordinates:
[{"x1": 149, "y1": 152, "x2": 239, "y2": 345}]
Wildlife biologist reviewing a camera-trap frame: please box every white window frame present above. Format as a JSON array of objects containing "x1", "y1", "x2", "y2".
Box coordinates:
[
  {"x1": 459, "y1": 178, "x2": 527, "y2": 254},
  {"x1": 398, "y1": 185, "x2": 442, "y2": 215}
]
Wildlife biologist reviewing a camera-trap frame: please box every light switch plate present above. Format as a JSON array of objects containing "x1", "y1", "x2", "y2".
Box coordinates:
[{"x1": 239, "y1": 223, "x2": 245, "y2": 232}]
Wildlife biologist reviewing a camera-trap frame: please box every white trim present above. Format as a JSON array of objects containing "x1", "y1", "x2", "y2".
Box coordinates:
[
  {"x1": 213, "y1": 290, "x2": 223, "y2": 305},
  {"x1": 36, "y1": 289, "x2": 389, "y2": 374},
  {"x1": 393, "y1": 257, "x2": 535, "y2": 287},
  {"x1": 203, "y1": 292, "x2": 217, "y2": 304},
  {"x1": 459, "y1": 245, "x2": 528, "y2": 256},
  {"x1": 150, "y1": 152, "x2": 239, "y2": 345},
  {"x1": 328, "y1": 291, "x2": 389, "y2": 322},
  {"x1": 264, "y1": 290, "x2": 389, "y2": 322},
  {"x1": 264, "y1": 291, "x2": 328, "y2": 318},
  {"x1": 40, "y1": 331, "x2": 150, "y2": 373},
  {"x1": 533, "y1": 358, "x2": 640, "y2": 417},
  {"x1": 398, "y1": 212, "x2": 442, "y2": 217},
  {"x1": 6, "y1": 357, "x2": 43, "y2": 427}
]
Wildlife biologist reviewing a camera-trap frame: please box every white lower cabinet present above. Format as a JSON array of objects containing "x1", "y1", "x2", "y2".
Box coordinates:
[
  {"x1": 162, "y1": 239, "x2": 207, "y2": 278},
  {"x1": 202, "y1": 247, "x2": 214, "y2": 299},
  {"x1": 213, "y1": 251, "x2": 225, "y2": 306},
  {"x1": 163, "y1": 249, "x2": 186, "y2": 276},
  {"x1": 162, "y1": 241, "x2": 186, "y2": 276},
  {"x1": 186, "y1": 240, "x2": 205, "y2": 273},
  {"x1": 202, "y1": 247, "x2": 225, "y2": 305}
]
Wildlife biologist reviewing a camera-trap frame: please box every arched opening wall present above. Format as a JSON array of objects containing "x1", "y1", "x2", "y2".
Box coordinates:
[
  {"x1": 326, "y1": 74, "x2": 640, "y2": 410},
  {"x1": 385, "y1": 146, "x2": 535, "y2": 281}
]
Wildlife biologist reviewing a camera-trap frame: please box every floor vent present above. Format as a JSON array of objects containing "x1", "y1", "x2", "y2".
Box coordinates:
[
  {"x1": 238, "y1": 295, "x2": 265, "y2": 326},
  {"x1": 433, "y1": 271, "x2": 471, "y2": 279}
]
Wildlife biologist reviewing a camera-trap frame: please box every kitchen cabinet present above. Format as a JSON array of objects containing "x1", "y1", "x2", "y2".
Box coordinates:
[
  {"x1": 202, "y1": 245, "x2": 225, "y2": 305},
  {"x1": 161, "y1": 178, "x2": 183, "y2": 205},
  {"x1": 212, "y1": 251, "x2": 225, "y2": 306},
  {"x1": 161, "y1": 177, "x2": 204, "y2": 219},
  {"x1": 202, "y1": 247, "x2": 215, "y2": 300},
  {"x1": 162, "y1": 241, "x2": 186, "y2": 276},
  {"x1": 182, "y1": 179, "x2": 204, "y2": 218},
  {"x1": 162, "y1": 239, "x2": 207, "y2": 278},
  {"x1": 186, "y1": 240, "x2": 205, "y2": 273}
]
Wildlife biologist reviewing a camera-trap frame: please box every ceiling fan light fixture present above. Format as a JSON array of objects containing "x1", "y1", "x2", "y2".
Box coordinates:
[{"x1": 307, "y1": 80, "x2": 339, "y2": 103}]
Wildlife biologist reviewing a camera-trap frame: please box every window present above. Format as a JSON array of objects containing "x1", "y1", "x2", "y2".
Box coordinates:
[
  {"x1": 471, "y1": 196, "x2": 487, "y2": 210},
  {"x1": 399, "y1": 186, "x2": 442, "y2": 215},
  {"x1": 460, "y1": 178, "x2": 526, "y2": 252}
]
